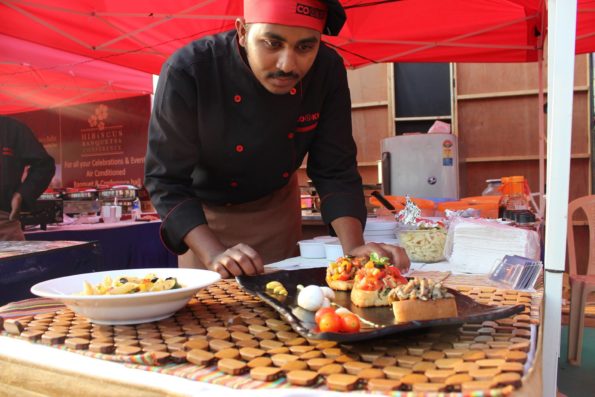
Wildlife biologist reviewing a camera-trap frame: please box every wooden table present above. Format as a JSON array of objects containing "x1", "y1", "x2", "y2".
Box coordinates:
[
  {"x1": 0, "y1": 241, "x2": 100, "y2": 305},
  {"x1": 25, "y1": 220, "x2": 177, "y2": 270},
  {"x1": 0, "y1": 260, "x2": 543, "y2": 396}
]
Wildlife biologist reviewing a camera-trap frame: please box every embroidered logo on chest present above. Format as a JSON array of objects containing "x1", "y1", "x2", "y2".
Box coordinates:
[
  {"x1": 1, "y1": 146, "x2": 14, "y2": 156},
  {"x1": 295, "y1": 112, "x2": 320, "y2": 133}
]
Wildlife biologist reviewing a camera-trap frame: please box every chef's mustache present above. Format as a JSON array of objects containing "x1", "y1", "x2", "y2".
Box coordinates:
[{"x1": 268, "y1": 70, "x2": 299, "y2": 79}]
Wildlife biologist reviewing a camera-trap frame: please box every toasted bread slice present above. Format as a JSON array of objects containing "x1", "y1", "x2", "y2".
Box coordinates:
[
  {"x1": 391, "y1": 298, "x2": 457, "y2": 323},
  {"x1": 350, "y1": 287, "x2": 391, "y2": 307},
  {"x1": 326, "y1": 278, "x2": 354, "y2": 291}
]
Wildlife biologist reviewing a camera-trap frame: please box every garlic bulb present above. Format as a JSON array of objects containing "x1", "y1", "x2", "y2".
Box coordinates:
[
  {"x1": 320, "y1": 287, "x2": 335, "y2": 301},
  {"x1": 297, "y1": 285, "x2": 325, "y2": 311}
]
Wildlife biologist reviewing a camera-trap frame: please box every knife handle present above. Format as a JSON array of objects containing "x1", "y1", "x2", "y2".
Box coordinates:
[{"x1": 371, "y1": 190, "x2": 396, "y2": 212}]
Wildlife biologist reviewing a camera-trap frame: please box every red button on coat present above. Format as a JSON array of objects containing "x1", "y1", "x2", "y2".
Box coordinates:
[
  {"x1": 230, "y1": 181, "x2": 238, "y2": 187},
  {"x1": 235, "y1": 144, "x2": 244, "y2": 152},
  {"x1": 287, "y1": 132, "x2": 294, "y2": 139},
  {"x1": 282, "y1": 172, "x2": 289, "y2": 178},
  {"x1": 233, "y1": 95, "x2": 242, "y2": 103},
  {"x1": 289, "y1": 88, "x2": 297, "y2": 95}
]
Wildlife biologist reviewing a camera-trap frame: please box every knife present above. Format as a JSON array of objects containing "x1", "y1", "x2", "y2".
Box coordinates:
[{"x1": 371, "y1": 190, "x2": 396, "y2": 212}]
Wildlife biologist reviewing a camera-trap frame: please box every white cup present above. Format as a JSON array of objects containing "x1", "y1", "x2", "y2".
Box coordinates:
[
  {"x1": 101, "y1": 205, "x2": 122, "y2": 223},
  {"x1": 297, "y1": 240, "x2": 326, "y2": 258},
  {"x1": 324, "y1": 242, "x2": 344, "y2": 260}
]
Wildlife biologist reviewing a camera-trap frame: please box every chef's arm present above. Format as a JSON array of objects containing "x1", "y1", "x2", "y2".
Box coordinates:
[
  {"x1": 183, "y1": 225, "x2": 264, "y2": 278},
  {"x1": 332, "y1": 216, "x2": 411, "y2": 272},
  {"x1": 330, "y1": 216, "x2": 365, "y2": 253}
]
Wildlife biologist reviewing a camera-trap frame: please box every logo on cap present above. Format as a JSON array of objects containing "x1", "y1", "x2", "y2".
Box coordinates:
[{"x1": 296, "y1": 3, "x2": 326, "y2": 20}]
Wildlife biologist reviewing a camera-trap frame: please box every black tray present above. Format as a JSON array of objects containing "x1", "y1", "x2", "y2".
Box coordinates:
[{"x1": 236, "y1": 267, "x2": 525, "y2": 342}]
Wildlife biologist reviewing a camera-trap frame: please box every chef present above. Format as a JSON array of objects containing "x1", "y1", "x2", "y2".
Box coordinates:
[{"x1": 145, "y1": 0, "x2": 410, "y2": 278}]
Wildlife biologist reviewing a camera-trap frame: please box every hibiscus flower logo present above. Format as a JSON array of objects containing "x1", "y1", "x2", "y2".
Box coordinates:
[{"x1": 88, "y1": 104, "x2": 109, "y2": 131}]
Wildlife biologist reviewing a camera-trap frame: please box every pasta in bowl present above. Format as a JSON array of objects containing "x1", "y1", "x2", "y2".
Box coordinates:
[
  {"x1": 398, "y1": 228, "x2": 447, "y2": 263},
  {"x1": 80, "y1": 273, "x2": 182, "y2": 295},
  {"x1": 31, "y1": 268, "x2": 221, "y2": 325}
]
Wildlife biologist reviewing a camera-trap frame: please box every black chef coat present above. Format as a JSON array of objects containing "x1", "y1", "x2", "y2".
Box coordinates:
[
  {"x1": 145, "y1": 30, "x2": 366, "y2": 254},
  {"x1": 0, "y1": 116, "x2": 55, "y2": 213}
]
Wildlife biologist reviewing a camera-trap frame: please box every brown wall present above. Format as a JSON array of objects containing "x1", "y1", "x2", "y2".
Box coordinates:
[
  {"x1": 455, "y1": 56, "x2": 591, "y2": 200},
  {"x1": 331, "y1": 56, "x2": 591, "y2": 202},
  {"x1": 297, "y1": 63, "x2": 391, "y2": 187}
]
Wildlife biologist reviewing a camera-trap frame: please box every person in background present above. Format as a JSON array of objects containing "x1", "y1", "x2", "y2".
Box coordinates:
[
  {"x1": 145, "y1": 0, "x2": 410, "y2": 278},
  {"x1": 0, "y1": 116, "x2": 55, "y2": 240}
]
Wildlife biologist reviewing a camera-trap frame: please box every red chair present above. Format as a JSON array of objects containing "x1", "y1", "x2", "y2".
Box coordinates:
[{"x1": 567, "y1": 195, "x2": 595, "y2": 365}]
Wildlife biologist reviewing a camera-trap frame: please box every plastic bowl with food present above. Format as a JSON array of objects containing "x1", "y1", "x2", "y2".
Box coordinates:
[
  {"x1": 30, "y1": 268, "x2": 221, "y2": 325},
  {"x1": 398, "y1": 228, "x2": 447, "y2": 263}
]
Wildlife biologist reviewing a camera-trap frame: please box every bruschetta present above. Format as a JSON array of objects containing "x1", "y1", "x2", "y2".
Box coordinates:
[
  {"x1": 326, "y1": 256, "x2": 363, "y2": 291},
  {"x1": 387, "y1": 277, "x2": 457, "y2": 323},
  {"x1": 350, "y1": 253, "x2": 408, "y2": 307}
]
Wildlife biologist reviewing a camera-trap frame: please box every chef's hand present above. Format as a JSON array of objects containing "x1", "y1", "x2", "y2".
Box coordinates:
[
  {"x1": 184, "y1": 226, "x2": 265, "y2": 279},
  {"x1": 348, "y1": 243, "x2": 411, "y2": 273},
  {"x1": 208, "y1": 243, "x2": 265, "y2": 279},
  {"x1": 9, "y1": 192, "x2": 23, "y2": 221}
]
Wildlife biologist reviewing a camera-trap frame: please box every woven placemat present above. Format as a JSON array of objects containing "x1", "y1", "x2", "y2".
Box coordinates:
[{"x1": 0, "y1": 278, "x2": 541, "y2": 396}]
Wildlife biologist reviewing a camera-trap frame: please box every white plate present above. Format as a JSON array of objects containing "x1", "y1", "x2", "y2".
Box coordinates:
[
  {"x1": 30, "y1": 268, "x2": 221, "y2": 325},
  {"x1": 364, "y1": 219, "x2": 398, "y2": 231}
]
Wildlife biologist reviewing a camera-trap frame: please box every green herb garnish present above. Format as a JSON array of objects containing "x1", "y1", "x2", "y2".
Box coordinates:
[{"x1": 370, "y1": 252, "x2": 390, "y2": 267}]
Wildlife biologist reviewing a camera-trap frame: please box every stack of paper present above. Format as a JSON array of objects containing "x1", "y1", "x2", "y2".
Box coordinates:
[{"x1": 446, "y1": 218, "x2": 540, "y2": 274}]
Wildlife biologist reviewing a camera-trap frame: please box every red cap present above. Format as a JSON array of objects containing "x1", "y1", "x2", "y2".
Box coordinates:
[{"x1": 244, "y1": 0, "x2": 328, "y2": 33}]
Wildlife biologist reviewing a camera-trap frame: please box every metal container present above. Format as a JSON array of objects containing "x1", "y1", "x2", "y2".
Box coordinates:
[
  {"x1": 63, "y1": 189, "x2": 98, "y2": 201},
  {"x1": 39, "y1": 191, "x2": 63, "y2": 200},
  {"x1": 98, "y1": 185, "x2": 138, "y2": 201}
]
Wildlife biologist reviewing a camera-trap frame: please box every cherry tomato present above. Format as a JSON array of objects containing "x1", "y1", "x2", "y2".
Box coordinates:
[
  {"x1": 318, "y1": 312, "x2": 341, "y2": 333},
  {"x1": 315, "y1": 307, "x2": 336, "y2": 325},
  {"x1": 339, "y1": 313, "x2": 361, "y2": 333},
  {"x1": 337, "y1": 272, "x2": 350, "y2": 281},
  {"x1": 387, "y1": 266, "x2": 408, "y2": 284}
]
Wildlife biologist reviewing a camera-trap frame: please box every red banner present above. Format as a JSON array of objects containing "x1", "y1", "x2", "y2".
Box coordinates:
[
  {"x1": 60, "y1": 95, "x2": 150, "y2": 188},
  {"x1": 11, "y1": 95, "x2": 151, "y2": 188}
]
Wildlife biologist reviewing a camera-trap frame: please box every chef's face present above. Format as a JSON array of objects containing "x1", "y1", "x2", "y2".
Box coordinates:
[{"x1": 236, "y1": 19, "x2": 321, "y2": 95}]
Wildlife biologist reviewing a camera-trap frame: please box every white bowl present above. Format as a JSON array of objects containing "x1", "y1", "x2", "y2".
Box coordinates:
[
  {"x1": 364, "y1": 229, "x2": 397, "y2": 236},
  {"x1": 365, "y1": 238, "x2": 399, "y2": 245},
  {"x1": 298, "y1": 239, "x2": 326, "y2": 258},
  {"x1": 30, "y1": 268, "x2": 221, "y2": 325},
  {"x1": 365, "y1": 219, "x2": 398, "y2": 231},
  {"x1": 324, "y1": 242, "x2": 344, "y2": 260},
  {"x1": 313, "y1": 235, "x2": 339, "y2": 243}
]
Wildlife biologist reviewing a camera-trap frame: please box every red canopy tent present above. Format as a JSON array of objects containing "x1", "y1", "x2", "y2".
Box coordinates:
[
  {"x1": 1, "y1": 0, "x2": 594, "y2": 114},
  {"x1": 0, "y1": 34, "x2": 152, "y2": 114},
  {"x1": 1, "y1": 1, "x2": 594, "y2": 74},
  {"x1": 0, "y1": 0, "x2": 593, "y2": 115}
]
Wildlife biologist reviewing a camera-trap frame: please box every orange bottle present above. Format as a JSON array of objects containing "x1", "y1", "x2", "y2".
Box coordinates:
[
  {"x1": 497, "y1": 177, "x2": 511, "y2": 218},
  {"x1": 506, "y1": 176, "x2": 530, "y2": 211}
]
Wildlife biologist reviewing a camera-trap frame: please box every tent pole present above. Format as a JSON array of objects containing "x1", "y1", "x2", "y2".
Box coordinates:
[{"x1": 543, "y1": 1, "x2": 578, "y2": 396}]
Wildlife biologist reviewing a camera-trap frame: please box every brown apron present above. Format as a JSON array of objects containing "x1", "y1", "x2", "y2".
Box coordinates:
[
  {"x1": 0, "y1": 210, "x2": 25, "y2": 241},
  {"x1": 179, "y1": 174, "x2": 302, "y2": 269}
]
